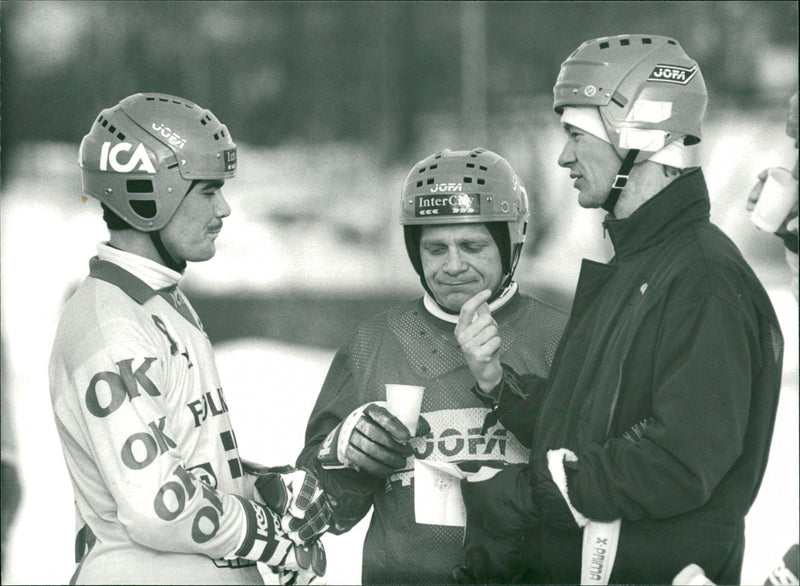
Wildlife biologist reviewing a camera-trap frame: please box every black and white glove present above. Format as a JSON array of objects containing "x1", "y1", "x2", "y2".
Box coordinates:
[
  {"x1": 316, "y1": 402, "x2": 430, "y2": 477},
  {"x1": 251, "y1": 465, "x2": 332, "y2": 544},
  {"x1": 259, "y1": 540, "x2": 328, "y2": 585}
]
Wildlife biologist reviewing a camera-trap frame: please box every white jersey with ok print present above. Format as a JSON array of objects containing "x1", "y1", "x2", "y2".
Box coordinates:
[{"x1": 49, "y1": 244, "x2": 270, "y2": 585}]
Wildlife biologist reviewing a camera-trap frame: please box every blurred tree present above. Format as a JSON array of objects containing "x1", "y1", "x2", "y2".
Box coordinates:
[{"x1": 0, "y1": 0, "x2": 796, "y2": 171}]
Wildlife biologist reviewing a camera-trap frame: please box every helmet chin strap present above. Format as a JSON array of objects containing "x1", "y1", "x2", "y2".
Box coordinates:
[
  {"x1": 602, "y1": 149, "x2": 640, "y2": 214},
  {"x1": 150, "y1": 231, "x2": 186, "y2": 273},
  {"x1": 148, "y1": 180, "x2": 200, "y2": 273},
  {"x1": 423, "y1": 282, "x2": 519, "y2": 324}
]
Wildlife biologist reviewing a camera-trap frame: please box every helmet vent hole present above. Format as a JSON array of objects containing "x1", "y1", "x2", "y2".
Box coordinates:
[
  {"x1": 429, "y1": 164, "x2": 438, "y2": 170},
  {"x1": 117, "y1": 132, "x2": 126, "y2": 141},
  {"x1": 599, "y1": 41, "x2": 610, "y2": 49},
  {"x1": 418, "y1": 167, "x2": 427, "y2": 173},
  {"x1": 642, "y1": 38, "x2": 652, "y2": 44},
  {"x1": 479, "y1": 165, "x2": 488, "y2": 171},
  {"x1": 620, "y1": 38, "x2": 630, "y2": 46},
  {"x1": 466, "y1": 163, "x2": 475, "y2": 168},
  {"x1": 126, "y1": 179, "x2": 154, "y2": 194},
  {"x1": 101, "y1": 118, "x2": 108, "y2": 128},
  {"x1": 109, "y1": 124, "x2": 117, "y2": 134},
  {"x1": 129, "y1": 200, "x2": 157, "y2": 218},
  {"x1": 416, "y1": 181, "x2": 423, "y2": 187},
  {"x1": 477, "y1": 179, "x2": 485, "y2": 185},
  {"x1": 214, "y1": 132, "x2": 220, "y2": 140},
  {"x1": 426, "y1": 178, "x2": 435, "y2": 185},
  {"x1": 464, "y1": 177, "x2": 473, "y2": 183}
]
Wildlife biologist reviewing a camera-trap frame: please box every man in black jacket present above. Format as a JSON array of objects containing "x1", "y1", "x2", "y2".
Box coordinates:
[{"x1": 453, "y1": 34, "x2": 784, "y2": 585}]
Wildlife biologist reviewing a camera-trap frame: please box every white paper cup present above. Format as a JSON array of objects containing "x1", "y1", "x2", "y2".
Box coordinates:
[
  {"x1": 751, "y1": 167, "x2": 798, "y2": 233},
  {"x1": 385, "y1": 384, "x2": 425, "y2": 435}
]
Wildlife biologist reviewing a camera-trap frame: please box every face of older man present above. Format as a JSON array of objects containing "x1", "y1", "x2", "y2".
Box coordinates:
[
  {"x1": 557, "y1": 123, "x2": 622, "y2": 209},
  {"x1": 419, "y1": 223, "x2": 503, "y2": 312}
]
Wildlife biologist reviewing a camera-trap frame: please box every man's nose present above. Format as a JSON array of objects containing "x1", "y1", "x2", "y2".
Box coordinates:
[
  {"x1": 215, "y1": 192, "x2": 231, "y2": 218},
  {"x1": 557, "y1": 139, "x2": 575, "y2": 168},
  {"x1": 443, "y1": 249, "x2": 467, "y2": 273}
]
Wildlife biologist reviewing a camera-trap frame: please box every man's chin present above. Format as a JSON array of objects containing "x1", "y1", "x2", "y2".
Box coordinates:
[{"x1": 433, "y1": 291, "x2": 475, "y2": 313}]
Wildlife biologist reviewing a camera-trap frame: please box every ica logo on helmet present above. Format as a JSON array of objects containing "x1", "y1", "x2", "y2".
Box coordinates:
[
  {"x1": 99, "y1": 141, "x2": 157, "y2": 174},
  {"x1": 647, "y1": 64, "x2": 698, "y2": 85}
]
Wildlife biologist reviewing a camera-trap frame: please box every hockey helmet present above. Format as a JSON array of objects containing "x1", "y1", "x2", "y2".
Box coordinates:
[
  {"x1": 553, "y1": 34, "x2": 708, "y2": 163},
  {"x1": 79, "y1": 93, "x2": 237, "y2": 232},
  {"x1": 400, "y1": 148, "x2": 529, "y2": 292}
]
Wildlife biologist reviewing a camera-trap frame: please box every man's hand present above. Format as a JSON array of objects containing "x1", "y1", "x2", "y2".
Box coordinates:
[
  {"x1": 259, "y1": 540, "x2": 328, "y2": 585},
  {"x1": 455, "y1": 290, "x2": 503, "y2": 392},
  {"x1": 317, "y1": 402, "x2": 430, "y2": 477},
  {"x1": 253, "y1": 466, "x2": 332, "y2": 544}
]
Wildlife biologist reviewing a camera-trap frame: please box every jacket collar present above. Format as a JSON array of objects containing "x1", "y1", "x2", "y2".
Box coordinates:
[{"x1": 603, "y1": 168, "x2": 711, "y2": 259}]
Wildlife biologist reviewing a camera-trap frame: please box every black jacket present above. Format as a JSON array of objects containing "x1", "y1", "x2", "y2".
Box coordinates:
[{"x1": 483, "y1": 169, "x2": 784, "y2": 583}]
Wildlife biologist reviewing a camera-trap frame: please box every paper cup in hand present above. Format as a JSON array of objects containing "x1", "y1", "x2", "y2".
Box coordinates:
[
  {"x1": 385, "y1": 384, "x2": 425, "y2": 435},
  {"x1": 751, "y1": 167, "x2": 798, "y2": 233}
]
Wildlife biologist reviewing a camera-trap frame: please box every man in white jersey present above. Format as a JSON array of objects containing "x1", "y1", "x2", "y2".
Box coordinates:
[{"x1": 49, "y1": 93, "x2": 330, "y2": 585}]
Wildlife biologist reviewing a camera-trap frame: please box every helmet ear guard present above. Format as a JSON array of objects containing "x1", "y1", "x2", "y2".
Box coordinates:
[{"x1": 79, "y1": 93, "x2": 237, "y2": 232}]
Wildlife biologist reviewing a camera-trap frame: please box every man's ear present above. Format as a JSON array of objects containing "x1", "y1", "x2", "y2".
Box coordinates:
[{"x1": 662, "y1": 165, "x2": 683, "y2": 179}]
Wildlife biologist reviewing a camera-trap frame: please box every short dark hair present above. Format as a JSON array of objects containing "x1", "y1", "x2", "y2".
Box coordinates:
[{"x1": 102, "y1": 203, "x2": 131, "y2": 230}]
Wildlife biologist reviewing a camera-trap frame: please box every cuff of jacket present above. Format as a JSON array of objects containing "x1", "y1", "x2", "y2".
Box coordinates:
[
  {"x1": 546, "y1": 449, "x2": 589, "y2": 528},
  {"x1": 469, "y1": 363, "x2": 528, "y2": 408}
]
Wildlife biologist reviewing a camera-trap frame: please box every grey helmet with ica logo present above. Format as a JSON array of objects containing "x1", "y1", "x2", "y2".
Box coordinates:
[{"x1": 79, "y1": 92, "x2": 237, "y2": 269}]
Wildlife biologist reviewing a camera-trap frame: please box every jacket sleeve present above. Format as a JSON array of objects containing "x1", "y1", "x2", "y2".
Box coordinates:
[
  {"x1": 295, "y1": 348, "x2": 379, "y2": 534},
  {"x1": 566, "y1": 266, "x2": 770, "y2": 521},
  {"x1": 58, "y1": 328, "x2": 289, "y2": 564},
  {"x1": 471, "y1": 364, "x2": 548, "y2": 449}
]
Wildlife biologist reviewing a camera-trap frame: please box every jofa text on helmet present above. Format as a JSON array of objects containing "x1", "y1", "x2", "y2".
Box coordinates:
[
  {"x1": 152, "y1": 122, "x2": 187, "y2": 149},
  {"x1": 430, "y1": 182, "x2": 463, "y2": 193},
  {"x1": 99, "y1": 141, "x2": 156, "y2": 174},
  {"x1": 647, "y1": 64, "x2": 698, "y2": 85}
]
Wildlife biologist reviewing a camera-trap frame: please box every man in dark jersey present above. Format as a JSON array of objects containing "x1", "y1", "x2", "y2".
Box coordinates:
[{"x1": 296, "y1": 148, "x2": 567, "y2": 584}]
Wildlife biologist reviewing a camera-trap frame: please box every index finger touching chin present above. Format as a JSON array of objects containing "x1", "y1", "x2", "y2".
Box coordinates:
[{"x1": 459, "y1": 289, "x2": 492, "y2": 320}]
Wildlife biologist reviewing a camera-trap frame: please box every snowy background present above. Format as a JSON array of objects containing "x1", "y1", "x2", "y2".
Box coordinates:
[
  {"x1": 1, "y1": 119, "x2": 798, "y2": 584},
  {"x1": 1, "y1": 2, "x2": 798, "y2": 584}
]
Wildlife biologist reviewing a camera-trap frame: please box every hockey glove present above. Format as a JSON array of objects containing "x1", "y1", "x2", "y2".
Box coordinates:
[
  {"x1": 258, "y1": 539, "x2": 328, "y2": 585},
  {"x1": 316, "y1": 401, "x2": 430, "y2": 477},
  {"x1": 253, "y1": 466, "x2": 332, "y2": 544},
  {"x1": 234, "y1": 498, "x2": 301, "y2": 567}
]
